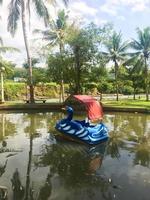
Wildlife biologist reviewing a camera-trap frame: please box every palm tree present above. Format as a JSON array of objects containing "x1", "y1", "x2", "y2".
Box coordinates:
[
  {"x1": 125, "y1": 59, "x2": 144, "y2": 100},
  {"x1": 7, "y1": 0, "x2": 68, "y2": 103},
  {"x1": 34, "y1": 9, "x2": 69, "y2": 102},
  {"x1": 0, "y1": 40, "x2": 19, "y2": 103},
  {"x1": 129, "y1": 27, "x2": 150, "y2": 101},
  {"x1": 102, "y1": 31, "x2": 130, "y2": 101},
  {"x1": 0, "y1": 59, "x2": 7, "y2": 103}
]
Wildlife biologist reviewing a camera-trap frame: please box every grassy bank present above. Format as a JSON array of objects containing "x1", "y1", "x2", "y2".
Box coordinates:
[
  {"x1": 103, "y1": 99, "x2": 150, "y2": 109},
  {"x1": 0, "y1": 99, "x2": 150, "y2": 112}
]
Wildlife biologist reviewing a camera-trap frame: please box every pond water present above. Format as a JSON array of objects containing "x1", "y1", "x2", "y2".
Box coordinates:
[{"x1": 0, "y1": 111, "x2": 150, "y2": 200}]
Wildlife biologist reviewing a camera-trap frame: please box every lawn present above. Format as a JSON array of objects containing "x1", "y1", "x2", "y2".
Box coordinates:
[
  {"x1": 0, "y1": 98, "x2": 150, "y2": 111},
  {"x1": 103, "y1": 99, "x2": 150, "y2": 109}
]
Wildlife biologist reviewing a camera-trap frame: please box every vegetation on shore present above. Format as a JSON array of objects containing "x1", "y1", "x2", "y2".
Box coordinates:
[
  {"x1": 103, "y1": 99, "x2": 150, "y2": 109},
  {"x1": 0, "y1": 98, "x2": 150, "y2": 112}
]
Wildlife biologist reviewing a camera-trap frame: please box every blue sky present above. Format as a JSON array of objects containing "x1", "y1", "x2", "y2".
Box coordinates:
[
  {"x1": 1, "y1": 0, "x2": 150, "y2": 66},
  {"x1": 71, "y1": 0, "x2": 150, "y2": 39}
]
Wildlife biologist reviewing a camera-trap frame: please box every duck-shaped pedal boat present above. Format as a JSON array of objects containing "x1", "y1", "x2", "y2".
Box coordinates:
[{"x1": 55, "y1": 106, "x2": 109, "y2": 145}]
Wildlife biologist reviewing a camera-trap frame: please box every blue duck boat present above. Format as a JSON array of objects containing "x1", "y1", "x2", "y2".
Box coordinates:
[{"x1": 55, "y1": 95, "x2": 109, "y2": 145}]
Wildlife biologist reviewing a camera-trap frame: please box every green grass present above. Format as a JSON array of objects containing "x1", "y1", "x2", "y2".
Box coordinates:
[
  {"x1": 103, "y1": 99, "x2": 150, "y2": 109},
  {"x1": 0, "y1": 99, "x2": 150, "y2": 111}
]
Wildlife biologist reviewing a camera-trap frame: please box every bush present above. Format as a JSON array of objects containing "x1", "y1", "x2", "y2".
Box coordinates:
[
  {"x1": 4, "y1": 82, "x2": 26, "y2": 100},
  {"x1": 3, "y1": 81, "x2": 68, "y2": 100}
]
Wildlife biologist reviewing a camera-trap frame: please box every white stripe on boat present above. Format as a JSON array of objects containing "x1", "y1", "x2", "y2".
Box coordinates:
[
  {"x1": 78, "y1": 131, "x2": 88, "y2": 138},
  {"x1": 82, "y1": 136, "x2": 90, "y2": 141},
  {"x1": 76, "y1": 128, "x2": 85, "y2": 135},
  {"x1": 63, "y1": 125, "x2": 71, "y2": 131},
  {"x1": 61, "y1": 123, "x2": 67, "y2": 127},
  {"x1": 67, "y1": 129, "x2": 75, "y2": 134}
]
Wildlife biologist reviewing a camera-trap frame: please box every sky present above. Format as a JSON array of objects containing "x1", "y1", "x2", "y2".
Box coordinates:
[{"x1": 1, "y1": 0, "x2": 150, "y2": 67}]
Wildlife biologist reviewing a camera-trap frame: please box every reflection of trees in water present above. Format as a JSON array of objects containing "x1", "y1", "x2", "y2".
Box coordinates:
[
  {"x1": 133, "y1": 143, "x2": 150, "y2": 167},
  {"x1": 37, "y1": 173, "x2": 52, "y2": 200},
  {"x1": 0, "y1": 112, "x2": 61, "y2": 200},
  {"x1": 0, "y1": 114, "x2": 16, "y2": 142},
  {"x1": 0, "y1": 114, "x2": 21, "y2": 172},
  {"x1": 33, "y1": 141, "x2": 114, "y2": 200},
  {"x1": 11, "y1": 168, "x2": 24, "y2": 200},
  {"x1": 10, "y1": 114, "x2": 52, "y2": 200},
  {"x1": 0, "y1": 160, "x2": 8, "y2": 177},
  {"x1": 105, "y1": 113, "x2": 150, "y2": 167},
  {"x1": 106, "y1": 114, "x2": 125, "y2": 158},
  {"x1": 22, "y1": 112, "x2": 64, "y2": 137},
  {"x1": 23, "y1": 113, "x2": 46, "y2": 138}
]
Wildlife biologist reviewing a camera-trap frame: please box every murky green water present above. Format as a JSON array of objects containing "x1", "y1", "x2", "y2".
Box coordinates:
[{"x1": 0, "y1": 111, "x2": 150, "y2": 200}]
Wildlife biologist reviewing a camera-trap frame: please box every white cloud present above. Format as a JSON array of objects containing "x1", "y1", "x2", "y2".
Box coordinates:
[
  {"x1": 93, "y1": 17, "x2": 108, "y2": 26},
  {"x1": 100, "y1": 0, "x2": 150, "y2": 16},
  {"x1": 100, "y1": 3, "x2": 118, "y2": 16},
  {"x1": 67, "y1": 0, "x2": 99, "y2": 25},
  {"x1": 70, "y1": 1, "x2": 98, "y2": 16}
]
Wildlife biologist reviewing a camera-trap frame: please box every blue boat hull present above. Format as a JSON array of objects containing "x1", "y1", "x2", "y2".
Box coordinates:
[{"x1": 55, "y1": 120, "x2": 109, "y2": 145}]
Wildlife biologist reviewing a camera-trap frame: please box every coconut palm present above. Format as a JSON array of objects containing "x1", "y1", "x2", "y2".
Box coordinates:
[
  {"x1": 7, "y1": 0, "x2": 68, "y2": 103},
  {"x1": 0, "y1": 39, "x2": 19, "y2": 103},
  {"x1": 102, "y1": 31, "x2": 130, "y2": 101},
  {"x1": 0, "y1": 60, "x2": 7, "y2": 103},
  {"x1": 129, "y1": 27, "x2": 150, "y2": 101},
  {"x1": 34, "y1": 9, "x2": 69, "y2": 102}
]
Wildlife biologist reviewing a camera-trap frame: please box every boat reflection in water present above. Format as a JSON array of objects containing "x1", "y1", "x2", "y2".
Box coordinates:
[
  {"x1": 55, "y1": 134, "x2": 107, "y2": 173},
  {"x1": 36, "y1": 133, "x2": 113, "y2": 200}
]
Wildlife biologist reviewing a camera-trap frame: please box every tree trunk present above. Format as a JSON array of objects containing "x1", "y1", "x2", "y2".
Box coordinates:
[
  {"x1": 0, "y1": 71, "x2": 4, "y2": 103},
  {"x1": 24, "y1": 115, "x2": 34, "y2": 200},
  {"x1": 24, "y1": 133, "x2": 33, "y2": 200},
  {"x1": 114, "y1": 60, "x2": 119, "y2": 101},
  {"x1": 75, "y1": 46, "x2": 81, "y2": 94},
  {"x1": 145, "y1": 58, "x2": 149, "y2": 101},
  {"x1": 133, "y1": 87, "x2": 136, "y2": 100},
  {"x1": 59, "y1": 42, "x2": 64, "y2": 102},
  {"x1": 21, "y1": 1, "x2": 34, "y2": 103}
]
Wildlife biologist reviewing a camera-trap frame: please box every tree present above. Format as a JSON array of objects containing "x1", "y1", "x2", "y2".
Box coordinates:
[
  {"x1": 102, "y1": 31, "x2": 130, "y2": 101},
  {"x1": 67, "y1": 23, "x2": 113, "y2": 94},
  {"x1": 125, "y1": 61, "x2": 144, "y2": 100},
  {"x1": 0, "y1": 38, "x2": 19, "y2": 103},
  {"x1": 129, "y1": 27, "x2": 150, "y2": 101},
  {"x1": 7, "y1": 0, "x2": 68, "y2": 103},
  {"x1": 67, "y1": 27, "x2": 97, "y2": 94},
  {"x1": 34, "y1": 9, "x2": 69, "y2": 102},
  {"x1": 0, "y1": 59, "x2": 13, "y2": 103}
]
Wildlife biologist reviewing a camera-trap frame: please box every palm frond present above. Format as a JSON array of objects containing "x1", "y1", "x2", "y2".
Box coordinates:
[
  {"x1": 130, "y1": 39, "x2": 143, "y2": 50},
  {"x1": 135, "y1": 27, "x2": 150, "y2": 50},
  {"x1": 132, "y1": 59, "x2": 144, "y2": 73},
  {"x1": 0, "y1": 46, "x2": 20, "y2": 53},
  {"x1": 136, "y1": 28, "x2": 145, "y2": 48},
  {"x1": 118, "y1": 41, "x2": 130, "y2": 53},
  {"x1": 125, "y1": 52, "x2": 141, "y2": 57},
  {"x1": 112, "y1": 31, "x2": 122, "y2": 51},
  {"x1": 122, "y1": 54, "x2": 141, "y2": 66},
  {"x1": 33, "y1": 28, "x2": 44, "y2": 34},
  {"x1": 32, "y1": 0, "x2": 49, "y2": 26},
  {"x1": 7, "y1": 0, "x2": 21, "y2": 36},
  {"x1": 33, "y1": 28, "x2": 57, "y2": 41}
]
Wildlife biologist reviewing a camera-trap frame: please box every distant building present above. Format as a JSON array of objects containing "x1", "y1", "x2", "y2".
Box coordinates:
[{"x1": 14, "y1": 77, "x2": 26, "y2": 82}]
